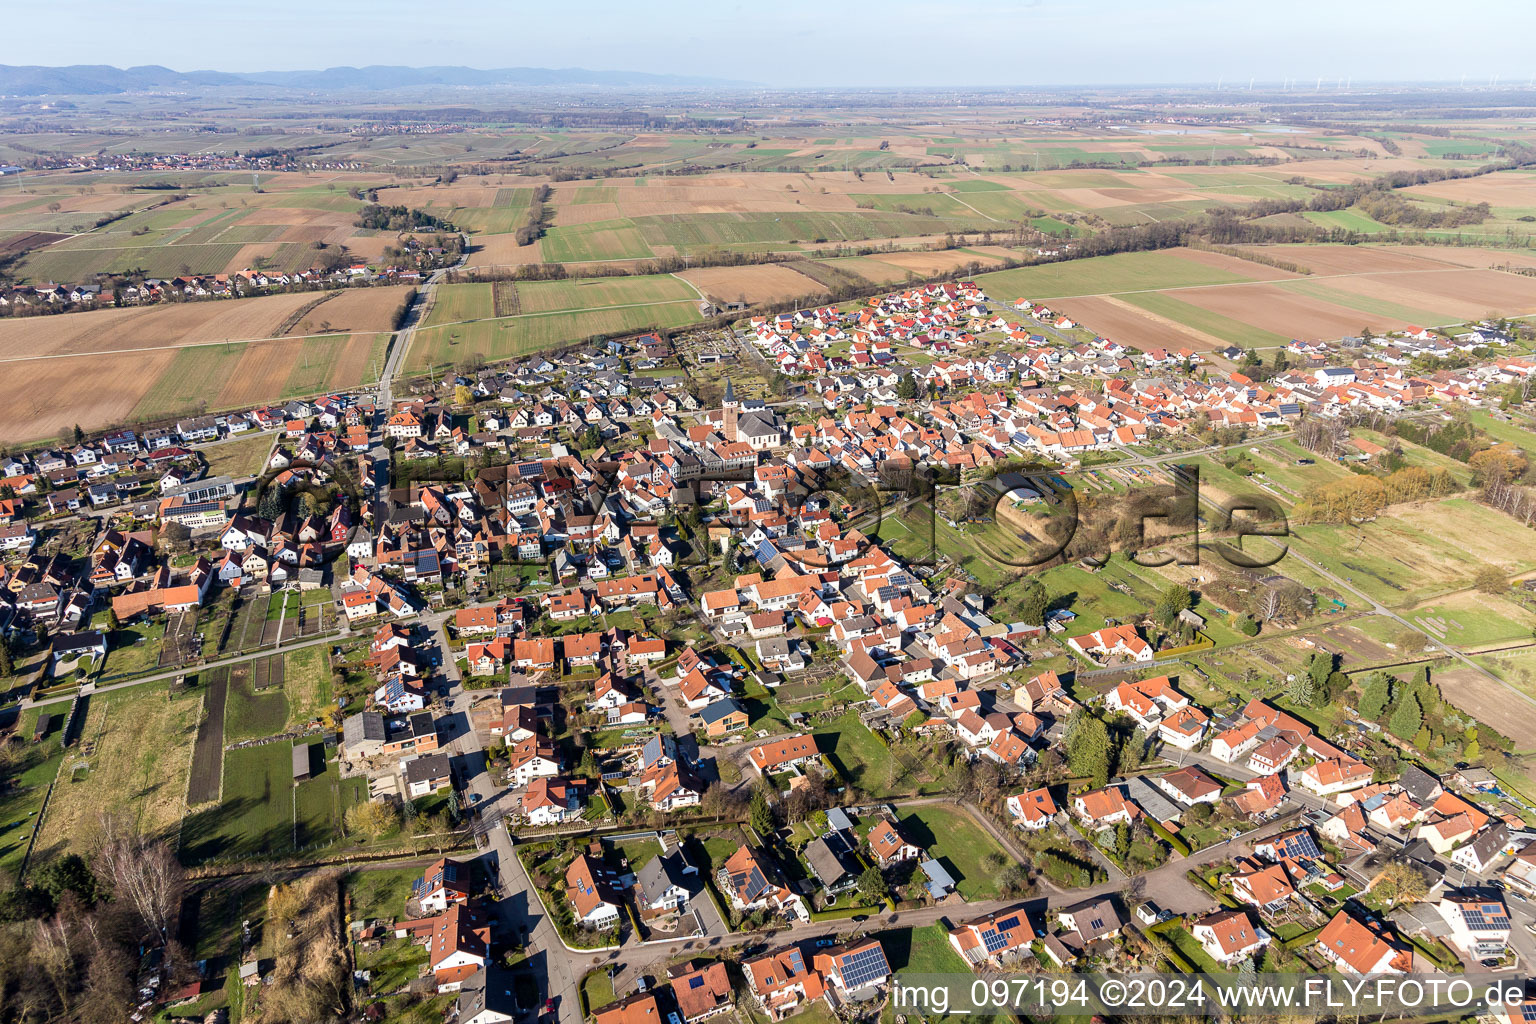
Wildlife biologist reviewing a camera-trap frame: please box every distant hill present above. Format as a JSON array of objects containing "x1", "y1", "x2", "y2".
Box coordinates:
[{"x1": 0, "y1": 63, "x2": 756, "y2": 96}]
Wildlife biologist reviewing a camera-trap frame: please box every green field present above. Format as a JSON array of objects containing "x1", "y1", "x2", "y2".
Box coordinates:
[
  {"x1": 451, "y1": 188, "x2": 534, "y2": 234},
  {"x1": 223, "y1": 664, "x2": 290, "y2": 743},
  {"x1": 1475, "y1": 648, "x2": 1536, "y2": 699},
  {"x1": 1407, "y1": 590, "x2": 1535, "y2": 646},
  {"x1": 408, "y1": 300, "x2": 703, "y2": 371},
  {"x1": 514, "y1": 274, "x2": 697, "y2": 313},
  {"x1": 633, "y1": 210, "x2": 958, "y2": 252},
  {"x1": 179, "y1": 740, "x2": 366, "y2": 864},
  {"x1": 977, "y1": 249, "x2": 1255, "y2": 300},
  {"x1": 539, "y1": 218, "x2": 656, "y2": 262},
  {"x1": 18, "y1": 241, "x2": 247, "y2": 283},
  {"x1": 1287, "y1": 498, "x2": 1536, "y2": 607},
  {"x1": 895, "y1": 806, "x2": 1011, "y2": 901},
  {"x1": 0, "y1": 726, "x2": 64, "y2": 875},
  {"x1": 424, "y1": 282, "x2": 497, "y2": 326},
  {"x1": 129, "y1": 345, "x2": 248, "y2": 421},
  {"x1": 1120, "y1": 291, "x2": 1293, "y2": 348},
  {"x1": 1301, "y1": 209, "x2": 1392, "y2": 234}
]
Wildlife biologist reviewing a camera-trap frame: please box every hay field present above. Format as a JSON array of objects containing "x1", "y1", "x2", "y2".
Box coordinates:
[
  {"x1": 0, "y1": 350, "x2": 177, "y2": 442},
  {"x1": 865, "y1": 248, "x2": 1006, "y2": 275},
  {"x1": 979, "y1": 245, "x2": 1536, "y2": 351},
  {"x1": 679, "y1": 264, "x2": 829, "y2": 304},
  {"x1": 33, "y1": 689, "x2": 200, "y2": 861},
  {"x1": 279, "y1": 286, "x2": 411, "y2": 336},
  {"x1": 0, "y1": 290, "x2": 326, "y2": 359},
  {"x1": 514, "y1": 274, "x2": 698, "y2": 313},
  {"x1": 407, "y1": 301, "x2": 704, "y2": 371}
]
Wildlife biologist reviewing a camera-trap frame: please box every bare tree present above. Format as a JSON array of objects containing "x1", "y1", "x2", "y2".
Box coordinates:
[{"x1": 95, "y1": 815, "x2": 183, "y2": 944}]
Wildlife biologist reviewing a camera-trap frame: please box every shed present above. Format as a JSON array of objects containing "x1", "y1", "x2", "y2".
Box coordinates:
[{"x1": 292, "y1": 742, "x2": 313, "y2": 781}]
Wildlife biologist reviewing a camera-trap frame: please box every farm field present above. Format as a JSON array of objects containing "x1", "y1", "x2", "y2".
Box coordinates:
[
  {"x1": 407, "y1": 300, "x2": 704, "y2": 372},
  {"x1": 678, "y1": 264, "x2": 830, "y2": 304},
  {"x1": 33, "y1": 686, "x2": 200, "y2": 863},
  {"x1": 513, "y1": 274, "x2": 699, "y2": 314},
  {"x1": 1474, "y1": 648, "x2": 1536, "y2": 700},
  {"x1": 977, "y1": 244, "x2": 1536, "y2": 352},
  {"x1": 179, "y1": 739, "x2": 367, "y2": 864},
  {"x1": 1286, "y1": 498, "x2": 1536, "y2": 608}
]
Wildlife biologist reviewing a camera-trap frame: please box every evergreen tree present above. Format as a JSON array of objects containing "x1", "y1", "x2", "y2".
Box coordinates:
[
  {"x1": 1388, "y1": 692, "x2": 1422, "y2": 740},
  {"x1": 1016, "y1": 580, "x2": 1049, "y2": 626},
  {"x1": 857, "y1": 865, "x2": 886, "y2": 906},
  {"x1": 1358, "y1": 673, "x2": 1391, "y2": 720},
  {"x1": 1065, "y1": 711, "x2": 1113, "y2": 787},
  {"x1": 0, "y1": 640, "x2": 12, "y2": 677},
  {"x1": 748, "y1": 787, "x2": 775, "y2": 836},
  {"x1": 1286, "y1": 674, "x2": 1316, "y2": 708}
]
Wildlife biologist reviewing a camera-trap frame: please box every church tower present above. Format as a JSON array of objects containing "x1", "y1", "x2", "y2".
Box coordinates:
[{"x1": 722, "y1": 377, "x2": 739, "y2": 443}]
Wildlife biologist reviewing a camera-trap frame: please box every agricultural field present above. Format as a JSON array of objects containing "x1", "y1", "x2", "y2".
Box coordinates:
[
  {"x1": 977, "y1": 244, "x2": 1536, "y2": 353},
  {"x1": 407, "y1": 299, "x2": 704, "y2": 372},
  {"x1": 32, "y1": 686, "x2": 200, "y2": 863},
  {"x1": 678, "y1": 263, "x2": 829, "y2": 304},
  {"x1": 4, "y1": 174, "x2": 403, "y2": 283},
  {"x1": 179, "y1": 738, "x2": 367, "y2": 865},
  {"x1": 0, "y1": 286, "x2": 404, "y2": 441},
  {"x1": 1286, "y1": 497, "x2": 1536, "y2": 608}
]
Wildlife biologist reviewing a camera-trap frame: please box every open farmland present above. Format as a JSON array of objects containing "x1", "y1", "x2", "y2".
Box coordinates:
[
  {"x1": 977, "y1": 244, "x2": 1536, "y2": 351},
  {"x1": 0, "y1": 289, "x2": 402, "y2": 440},
  {"x1": 407, "y1": 300, "x2": 703, "y2": 372},
  {"x1": 33, "y1": 687, "x2": 200, "y2": 862},
  {"x1": 678, "y1": 264, "x2": 830, "y2": 304},
  {"x1": 513, "y1": 274, "x2": 699, "y2": 313}
]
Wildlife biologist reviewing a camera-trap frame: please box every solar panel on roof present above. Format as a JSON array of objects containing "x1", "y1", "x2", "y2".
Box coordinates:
[
  {"x1": 1519, "y1": 1003, "x2": 1536, "y2": 1022},
  {"x1": 689, "y1": 976, "x2": 704, "y2": 989},
  {"x1": 839, "y1": 946, "x2": 891, "y2": 990},
  {"x1": 981, "y1": 928, "x2": 1007, "y2": 953},
  {"x1": 996, "y1": 915, "x2": 1020, "y2": 933},
  {"x1": 785, "y1": 949, "x2": 805, "y2": 973}
]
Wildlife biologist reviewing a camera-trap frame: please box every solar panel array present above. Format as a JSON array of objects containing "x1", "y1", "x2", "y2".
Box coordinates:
[
  {"x1": 1272, "y1": 831, "x2": 1321, "y2": 860},
  {"x1": 838, "y1": 945, "x2": 891, "y2": 990},
  {"x1": 1462, "y1": 903, "x2": 1510, "y2": 931},
  {"x1": 1518, "y1": 1001, "x2": 1536, "y2": 1022},
  {"x1": 784, "y1": 949, "x2": 805, "y2": 974},
  {"x1": 689, "y1": 976, "x2": 705, "y2": 990}
]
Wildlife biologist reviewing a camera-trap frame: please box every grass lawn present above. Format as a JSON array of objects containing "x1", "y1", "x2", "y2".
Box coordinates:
[
  {"x1": 0, "y1": 739, "x2": 64, "y2": 875},
  {"x1": 223, "y1": 664, "x2": 289, "y2": 742},
  {"x1": 582, "y1": 970, "x2": 617, "y2": 1013},
  {"x1": 812, "y1": 713, "x2": 900, "y2": 796},
  {"x1": 201, "y1": 432, "x2": 273, "y2": 478},
  {"x1": 1408, "y1": 590, "x2": 1535, "y2": 646},
  {"x1": 895, "y1": 806, "x2": 1009, "y2": 901},
  {"x1": 345, "y1": 865, "x2": 425, "y2": 921},
  {"x1": 33, "y1": 685, "x2": 199, "y2": 864},
  {"x1": 179, "y1": 743, "x2": 295, "y2": 864},
  {"x1": 284, "y1": 645, "x2": 333, "y2": 729},
  {"x1": 1165, "y1": 924, "x2": 1229, "y2": 973},
  {"x1": 879, "y1": 923, "x2": 974, "y2": 973},
  {"x1": 103, "y1": 621, "x2": 165, "y2": 677}
]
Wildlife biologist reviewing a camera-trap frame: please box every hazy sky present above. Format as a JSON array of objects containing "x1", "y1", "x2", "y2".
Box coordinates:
[{"x1": 9, "y1": 0, "x2": 1536, "y2": 88}]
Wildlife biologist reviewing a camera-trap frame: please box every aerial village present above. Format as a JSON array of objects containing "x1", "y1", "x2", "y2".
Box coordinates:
[{"x1": 4, "y1": 276, "x2": 1536, "y2": 1024}]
